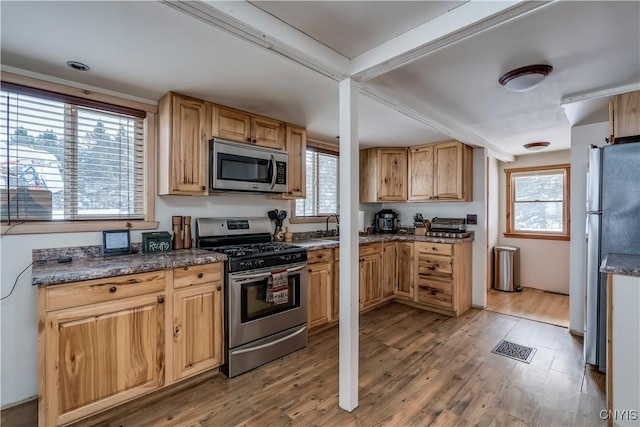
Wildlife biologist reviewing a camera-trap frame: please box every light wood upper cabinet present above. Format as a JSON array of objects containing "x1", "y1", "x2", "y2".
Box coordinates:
[
  {"x1": 408, "y1": 144, "x2": 434, "y2": 201},
  {"x1": 382, "y1": 242, "x2": 397, "y2": 299},
  {"x1": 395, "y1": 242, "x2": 414, "y2": 300},
  {"x1": 610, "y1": 91, "x2": 640, "y2": 141},
  {"x1": 360, "y1": 148, "x2": 408, "y2": 202},
  {"x1": 270, "y1": 125, "x2": 307, "y2": 199},
  {"x1": 43, "y1": 293, "x2": 165, "y2": 426},
  {"x1": 158, "y1": 92, "x2": 209, "y2": 195},
  {"x1": 212, "y1": 106, "x2": 285, "y2": 150},
  {"x1": 407, "y1": 140, "x2": 473, "y2": 202},
  {"x1": 307, "y1": 260, "x2": 332, "y2": 329}
]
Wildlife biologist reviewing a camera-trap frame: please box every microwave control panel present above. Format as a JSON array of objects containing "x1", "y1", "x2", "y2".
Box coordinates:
[{"x1": 276, "y1": 161, "x2": 287, "y2": 185}]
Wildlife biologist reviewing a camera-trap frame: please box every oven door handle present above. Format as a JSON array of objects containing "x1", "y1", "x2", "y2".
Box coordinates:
[
  {"x1": 231, "y1": 264, "x2": 306, "y2": 283},
  {"x1": 230, "y1": 326, "x2": 307, "y2": 355},
  {"x1": 286, "y1": 264, "x2": 306, "y2": 274}
]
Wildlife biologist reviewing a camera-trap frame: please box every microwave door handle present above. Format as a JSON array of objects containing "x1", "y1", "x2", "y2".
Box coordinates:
[{"x1": 270, "y1": 154, "x2": 276, "y2": 190}]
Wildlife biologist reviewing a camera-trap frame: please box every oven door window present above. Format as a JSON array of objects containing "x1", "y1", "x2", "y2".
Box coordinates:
[
  {"x1": 241, "y1": 273, "x2": 300, "y2": 323},
  {"x1": 218, "y1": 153, "x2": 272, "y2": 184}
]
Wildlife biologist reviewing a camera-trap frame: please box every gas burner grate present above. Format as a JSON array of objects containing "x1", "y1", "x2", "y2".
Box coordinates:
[{"x1": 491, "y1": 340, "x2": 536, "y2": 363}]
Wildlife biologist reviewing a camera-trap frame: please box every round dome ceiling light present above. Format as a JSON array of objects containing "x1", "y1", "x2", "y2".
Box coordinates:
[
  {"x1": 499, "y1": 64, "x2": 553, "y2": 92},
  {"x1": 523, "y1": 141, "x2": 550, "y2": 151},
  {"x1": 66, "y1": 61, "x2": 90, "y2": 71}
]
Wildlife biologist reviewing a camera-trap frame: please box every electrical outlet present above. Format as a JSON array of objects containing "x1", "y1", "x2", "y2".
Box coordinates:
[{"x1": 466, "y1": 214, "x2": 477, "y2": 225}]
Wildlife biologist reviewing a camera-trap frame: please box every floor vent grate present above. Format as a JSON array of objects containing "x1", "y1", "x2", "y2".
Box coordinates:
[{"x1": 491, "y1": 340, "x2": 536, "y2": 363}]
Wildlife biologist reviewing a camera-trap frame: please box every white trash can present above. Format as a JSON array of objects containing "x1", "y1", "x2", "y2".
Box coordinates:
[{"x1": 494, "y1": 246, "x2": 521, "y2": 292}]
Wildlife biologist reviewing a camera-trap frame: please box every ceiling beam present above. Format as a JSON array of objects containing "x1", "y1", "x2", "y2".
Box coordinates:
[
  {"x1": 351, "y1": 1, "x2": 555, "y2": 82},
  {"x1": 161, "y1": 0, "x2": 351, "y2": 81},
  {"x1": 360, "y1": 84, "x2": 515, "y2": 162},
  {"x1": 561, "y1": 83, "x2": 640, "y2": 105}
]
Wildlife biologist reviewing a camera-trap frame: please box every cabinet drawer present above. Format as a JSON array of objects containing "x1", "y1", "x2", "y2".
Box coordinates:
[
  {"x1": 359, "y1": 243, "x2": 382, "y2": 257},
  {"x1": 46, "y1": 271, "x2": 166, "y2": 311},
  {"x1": 416, "y1": 278, "x2": 453, "y2": 309},
  {"x1": 416, "y1": 242, "x2": 453, "y2": 256},
  {"x1": 174, "y1": 263, "x2": 222, "y2": 289},
  {"x1": 417, "y1": 254, "x2": 453, "y2": 278},
  {"x1": 307, "y1": 249, "x2": 333, "y2": 264}
]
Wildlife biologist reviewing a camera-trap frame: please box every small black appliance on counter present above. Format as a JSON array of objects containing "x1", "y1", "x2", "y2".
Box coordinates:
[
  {"x1": 374, "y1": 209, "x2": 399, "y2": 233},
  {"x1": 430, "y1": 217, "x2": 466, "y2": 233}
]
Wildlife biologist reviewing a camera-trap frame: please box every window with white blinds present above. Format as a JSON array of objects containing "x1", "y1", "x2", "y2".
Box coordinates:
[
  {"x1": 295, "y1": 147, "x2": 339, "y2": 218},
  {"x1": 1, "y1": 84, "x2": 145, "y2": 222}
]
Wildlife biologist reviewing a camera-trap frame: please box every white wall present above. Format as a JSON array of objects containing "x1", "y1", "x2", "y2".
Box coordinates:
[
  {"x1": 383, "y1": 148, "x2": 488, "y2": 308},
  {"x1": 487, "y1": 156, "x2": 500, "y2": 290},
  {"x1": 498, "y1": 149, "x2": 571, "y2": 294},
  {"x1": 569, "y1": 121, "x2": 608, "y2": 335}
]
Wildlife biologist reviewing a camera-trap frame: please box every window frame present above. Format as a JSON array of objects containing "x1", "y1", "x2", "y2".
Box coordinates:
[
  {"x1": 0, "y1": 71, "x2": 158, "y2": 235},
  {"x1": 504, "y1": 163, "x2": 570, "y2": 241},
  {"x1": 289, "y1": 140, "x2": 339, "y2": 224}
]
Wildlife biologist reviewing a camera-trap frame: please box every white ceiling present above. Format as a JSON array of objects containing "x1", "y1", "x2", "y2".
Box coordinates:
[{"x1": 1, "y1": 1, "x2": 639, "y2": 157}]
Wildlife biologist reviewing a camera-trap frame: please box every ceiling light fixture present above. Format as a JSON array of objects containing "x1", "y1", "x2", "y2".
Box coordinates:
[
  {"x1": 523, "y1": 141, "x2": 550, "y2": 151},
  {"x1": 499, "y1": 64, "x2": 553, "y2": 92},
  {"x1": 66, "y1": 61, "x2": 90, "y2": 71}
]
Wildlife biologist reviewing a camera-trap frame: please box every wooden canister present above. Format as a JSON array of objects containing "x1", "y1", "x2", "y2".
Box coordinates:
[
  {"x1": 172, "y1": 216, "x2": 183, "y2": 249},
  {"x1": 183, "y1": 216, "x2": 192, "y2": 249}
]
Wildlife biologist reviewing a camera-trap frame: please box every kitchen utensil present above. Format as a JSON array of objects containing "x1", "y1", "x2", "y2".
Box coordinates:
[
  {"x1": 284, "y1": 227, "x2": 293, "y2": 242},
  {"x1": 277, "y1": 210, "x2": 287, "y2": 227},
  {"x1": 267, "y1": 209, "x2": 278, "y2": 222}
]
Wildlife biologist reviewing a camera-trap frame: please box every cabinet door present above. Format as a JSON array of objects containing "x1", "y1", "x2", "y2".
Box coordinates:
[
  {"x1": 213, "y1": 107, "x2": 251, "y2": 143},
  {"x1": 308, "y1": 262, "x2": 332, "y2": 328},
  {"x1": 434, "y1": 141, "x2": 464, "y2": 200},
  {"x1": 252, "y1": 116, "x2": 285, "y2": 150},
  {"x1": 408, "y1": 145, "x2": 434, "y2": 201},
  {"x1": 382, "y1": 242, "x2": 397, "y2": 299},
  {"x1": 611, "y1": 91, "x2": 640, "y2": 139},
  {"x1": 172, "y1": 96, "x2": 208, "y2": 194},
  {"x1": 396, "y1": 242, "x2": 414, "y2": 299},
  {"x1": 377, "y1": 148, "x2": 408, "y2": 201},
  {"x1": 283, "y1": 125, "x2": 306, "y2": 198},
  {"x1": 173, "y1": 283, "x2": 223, "y2": 381},
  {"x1": 46, "y1": 294, "x2": 165, "y2": 426},
  {"x1": 359, "y1": 253, "x2": 382, "y2": 309}
]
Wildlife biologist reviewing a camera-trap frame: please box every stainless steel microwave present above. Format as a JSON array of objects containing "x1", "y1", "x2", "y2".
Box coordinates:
[{"x1": 209, "y1": 138, "x2": 288, "y2": 193}]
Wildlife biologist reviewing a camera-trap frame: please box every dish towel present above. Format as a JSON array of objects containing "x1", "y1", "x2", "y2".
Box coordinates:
[{"x1": 267, "y1": 270, "x2": 289, "y2": 305}]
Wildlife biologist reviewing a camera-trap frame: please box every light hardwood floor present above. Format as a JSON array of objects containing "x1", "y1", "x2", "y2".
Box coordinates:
[
  {"x1": 486, "y1": 287, "x2": 570, "y2": 328},
  {"x1": 2, "y1": 303, "x2": 603, "y2": 427}
]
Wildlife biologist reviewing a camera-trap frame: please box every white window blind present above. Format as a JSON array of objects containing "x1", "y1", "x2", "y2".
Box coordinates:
[
  {"x1": 295, "y1": 148, "x2": 339, "y2": 217},
  {"x1": 1, "y1": 84, "x2": 145, "y2": 222}
]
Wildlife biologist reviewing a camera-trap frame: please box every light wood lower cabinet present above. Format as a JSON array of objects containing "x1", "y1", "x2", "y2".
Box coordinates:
[
  {"x1": 173, "y1": 283, "x2": 223, "y2": 381},
  {"x1": 307, "y1": 260, "x2": 332, "y2": 329},
  {"x1": 333, "y1": 249, "x2": 340, "y2": 321},
  {"x1": 38, "y1": 262, "x2": 223, "y2": 427},
  {"x1": 382, "y1": 242, "x2": 397, "y2": 300},
  {"x1": 359, "y1": 243, "x2": 383, "y2": 309},
  {"x1": 414, "y1": 241, "x2": 472, "y2": 316},
  {"x1": 395, "y1": 242, "x2": 414, "y2": 300}
]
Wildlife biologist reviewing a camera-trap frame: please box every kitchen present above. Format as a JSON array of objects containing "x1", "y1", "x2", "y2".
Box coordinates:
[{"x1": 2, "y1": 1, "x2": 640, "y2": 426}]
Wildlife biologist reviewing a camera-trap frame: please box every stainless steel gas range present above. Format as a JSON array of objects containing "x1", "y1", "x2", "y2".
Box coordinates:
[{"x1": 196, "y1": 217, "x2": 307, "y2": 377}]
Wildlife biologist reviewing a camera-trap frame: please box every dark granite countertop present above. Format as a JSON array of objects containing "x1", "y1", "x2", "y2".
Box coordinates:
[
  {"x1": 600, "y1": 253, "x2": 640, "y2": 278},
  {"x1": 32, "y1": 248, "x2": 227, "y2": 287},
  {"x1": 293, "y1": 233, "x2": 474, "y2": 251}
]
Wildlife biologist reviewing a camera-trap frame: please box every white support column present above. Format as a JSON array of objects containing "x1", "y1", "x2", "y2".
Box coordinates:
[{"x1": 338, "y1": 78, "x2": 359, "y2": 412}]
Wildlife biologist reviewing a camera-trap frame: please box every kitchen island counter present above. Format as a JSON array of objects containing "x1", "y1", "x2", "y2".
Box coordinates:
[
  {"x1": 32, "y1": 246, "x2": 226, "y2": 287},
  {"x1": 600, "y1": 253, "x2": 640, "y2": 278}
]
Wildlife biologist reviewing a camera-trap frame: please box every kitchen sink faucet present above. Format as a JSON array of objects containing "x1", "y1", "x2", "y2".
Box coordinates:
[{"x1": 325, "y1": 214, "x2": 339, "y2": 236}]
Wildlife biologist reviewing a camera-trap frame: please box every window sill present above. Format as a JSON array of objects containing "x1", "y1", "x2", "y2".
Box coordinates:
[
  {"x1": 1, "y1": 220, "x2": 159, "y2": 236},
  {"x1": 503, "y1": 232, "x2": 570, "y2": 241}
]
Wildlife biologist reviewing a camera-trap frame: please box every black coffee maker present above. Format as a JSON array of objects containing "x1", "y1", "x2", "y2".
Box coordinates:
[{"x1": 374, "y1": 209, "x2": 399, "y2": 233}]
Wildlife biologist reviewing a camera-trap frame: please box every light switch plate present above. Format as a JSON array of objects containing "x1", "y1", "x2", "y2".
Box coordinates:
[{"x1": 466, "y1": 214, "x2": 477, "y2": 225}]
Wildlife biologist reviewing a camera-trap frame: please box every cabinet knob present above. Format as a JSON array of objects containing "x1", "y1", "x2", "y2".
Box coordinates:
[
  {"x1": 109, "y1": 286, "x2": 117, "y2": 293},
  {"x1": 201, "y1": 186, "x2": 206, "y2": 191},
  {"x1": 252, "y1": 138, "x2": 257, "y2": 143},
  {"x1": 246, "y1": 137, "x2": 252, "y2": 142},
  {"x1": 157, "y1": 296, "x2": 165, "y2": 304},
  {"x1": 217, "y1": 285, "x2": 222, "y2": 291},
  {"x1": 197, "y1": 273, "x2": 203, "y2": 279}
]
